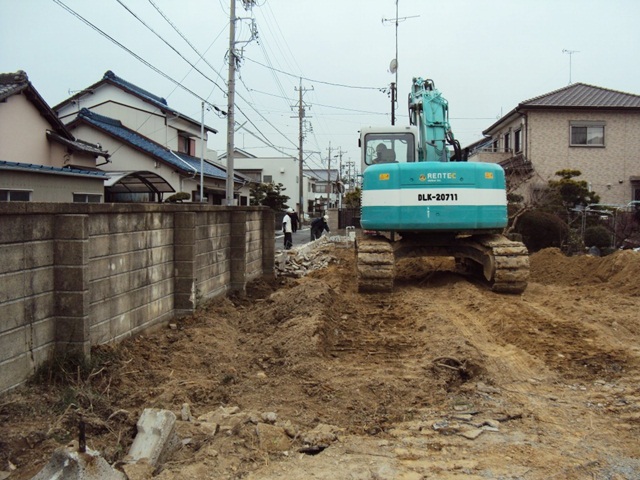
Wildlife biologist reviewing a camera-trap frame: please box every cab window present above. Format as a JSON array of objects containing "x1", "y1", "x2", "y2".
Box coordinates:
[{"x1": 364, "y1": 133, "x2": 415, "y2": 165}]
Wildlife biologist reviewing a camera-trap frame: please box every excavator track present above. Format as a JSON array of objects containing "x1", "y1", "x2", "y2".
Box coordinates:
[
  {"x1": 458, "y1": 234, "x2": 530, "y2": 294},
  {"x1": 355, "y1": 236, "x2": 395, "y2": 293},
  {"x1": 355, "y1": 233, "x2": 529, "y2": 294}
]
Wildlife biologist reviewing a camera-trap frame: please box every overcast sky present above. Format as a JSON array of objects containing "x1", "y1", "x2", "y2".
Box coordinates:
[{"x1": 2, "y1": 0, "x2": 639, "y2": 173}]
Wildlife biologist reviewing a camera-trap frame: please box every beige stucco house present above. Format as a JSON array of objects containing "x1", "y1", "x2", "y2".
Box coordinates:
[
  {"x1": 0, "y1": 71, "x2": 109, "y2": 202},
  {"x1": 54, "y1": 71, "x2": 250, "y2": 204},
  {"x1": 469, "y1": 83, "x2": 640, "y2": 207}
]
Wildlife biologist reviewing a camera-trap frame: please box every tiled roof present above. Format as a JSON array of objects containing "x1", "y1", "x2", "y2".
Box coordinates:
[
  {"x1": 74, "y1": 109, "x2": 242, "y2": 182},
  {"x1": 521, "y1": 83, "x2": 640, "y2": 108},
  {"x1": 479, "y1": 82, "x2": 640, "y2": 138},
  {"x1": 0, "y1": 71, "x2": 29, "y2": 101},
  {"x1": 0, "y1": 160, "x2": 107, "y2": 178},
  {"x1": 46, "y1": 131, "x2": 109, "y2": 158},
  {"x1": 54, "y1": 71, "x2": 218, "y2": 134},
  {"x1": 103, "y1": 70, "x2": 170, "y2": 112}
]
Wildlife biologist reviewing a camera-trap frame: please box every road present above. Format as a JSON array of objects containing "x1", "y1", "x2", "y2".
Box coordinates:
[{"x1": 275, "y1": 226, "x2": 313, "y2": 250}]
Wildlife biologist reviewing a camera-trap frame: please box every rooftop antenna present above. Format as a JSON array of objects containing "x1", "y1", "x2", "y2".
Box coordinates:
[{"x1": 562, "y1": 49, "x2": 579, "y2": 84}]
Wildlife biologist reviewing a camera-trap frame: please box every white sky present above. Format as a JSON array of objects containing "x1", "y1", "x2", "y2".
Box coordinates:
[{"x1": 2, "y1": 0, "x2": 639, "y2": 173}]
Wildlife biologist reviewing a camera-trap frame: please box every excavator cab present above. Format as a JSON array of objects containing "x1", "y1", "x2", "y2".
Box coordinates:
[{"x1": 360, "y1": 126, "x2": 418, "y2": 167}]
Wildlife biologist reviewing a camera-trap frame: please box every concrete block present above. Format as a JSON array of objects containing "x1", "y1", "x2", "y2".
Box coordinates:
[
  {"x1": 54, "y1": 215, "x2": 88, "y2": 240},
  {"x1": 31, "y1": 445, "x2": 126, "y2": 480},
  {"x1": 127, "y1": 408, "x2": 180, "y2": 468}
]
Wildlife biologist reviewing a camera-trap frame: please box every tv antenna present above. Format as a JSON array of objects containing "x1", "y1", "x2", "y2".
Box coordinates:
[
  {"x1": 382, "y1": 0, "x2": 419, "y2": 124},
  {"x1": 562, "y1": 49, "x2": 579, "y2": 84}
]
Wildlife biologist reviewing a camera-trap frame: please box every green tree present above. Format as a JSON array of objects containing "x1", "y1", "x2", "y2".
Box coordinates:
[
  {"x1": 250, "y1": 182, "x2": 290, "y2": 211},
  {"x1": 344, "y1": 187, "x2": 361, "y2": 209},
  {"x1": 547, "y1": 169, "x2": 600, "y2": 209}
]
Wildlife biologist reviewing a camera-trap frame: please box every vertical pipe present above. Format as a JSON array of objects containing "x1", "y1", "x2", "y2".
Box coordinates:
[{"x1": 200, "y1": 101, "x2": 204, "y2": 203}]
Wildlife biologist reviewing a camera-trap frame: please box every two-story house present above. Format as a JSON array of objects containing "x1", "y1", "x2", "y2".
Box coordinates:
[
  {"x1": 469, "y1": 83, "x2": 640, "y2": 207},
  {"x1": 54, "y1": 70, "x2": 250, "y2": 204},
  {"x1": 0, "y1": 71, "x2": 109, "y2": 202}
]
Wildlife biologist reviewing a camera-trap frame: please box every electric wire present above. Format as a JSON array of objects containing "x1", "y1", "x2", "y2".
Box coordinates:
[
  {"x1": 244, "y1": 56, "x2": 385, "y2": 90},
  {"x1": 52, "y1": 0, "x2": 225, "y2": 114},
  {"x1": 115, "y1": 0, "x2": 228, "y2": 100}
]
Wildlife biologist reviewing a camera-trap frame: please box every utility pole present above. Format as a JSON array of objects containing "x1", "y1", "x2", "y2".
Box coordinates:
[
  {"x1": 225, "y1": 0, "x2": 237, "y2": 206},
  {"x1": 334, "y1": 147, "x2": 345, "y2": 209},
  {"x1": 293, "y1": 81, "x2": 313, "y2": 219},
  {"x1": 226, "y1": 0, "x2": 257, "y2": 206},
  {"x1": 390, "y1": 82, "x2": 396, "y2": 125}
]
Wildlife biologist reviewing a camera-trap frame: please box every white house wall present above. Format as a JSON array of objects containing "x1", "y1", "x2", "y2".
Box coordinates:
[
  {"x1": 234, "y1": 156, "x2": 309, "y2": 210},
  {"x1": 57, "y1": 84, "x2": 215, "y2": 160}
]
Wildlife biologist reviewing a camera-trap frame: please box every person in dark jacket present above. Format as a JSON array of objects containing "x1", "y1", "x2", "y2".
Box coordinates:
[
  {"x1": 310, "y1": 215, "x2": 330, "y2": 240},
  {"x1": 289, "y1": 210, "x2": 299, "y2": 233}
]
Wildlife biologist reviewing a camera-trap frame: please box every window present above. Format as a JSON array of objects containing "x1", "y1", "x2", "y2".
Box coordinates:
[
  {"x1": 73, "y1": 193, "x2": 102, "y2": 203},
  {"x1": 570, "y1": 122, "x2": 604, "y2": 146},
  {"x1": 363, "y1": 132, "x2": 415, "y2": 165},
  {"x1": 514, "y1": 129, "x2": 522, "y2": 153},
  {"x1": 0, "y1": 189, "x2": 31, "y2": 201},
  {"x1": 263, "y1": 175, "x2": 273, "y2": 183},
  {"x1": 492, "y1": 140, "x2": 498, "y2": 152},
  {"x1": 504, "y1": 133, "x2": 510, "y2": 153},
  {"x1": 178, "y1": 132, "x2": 196, "y2": 155}
]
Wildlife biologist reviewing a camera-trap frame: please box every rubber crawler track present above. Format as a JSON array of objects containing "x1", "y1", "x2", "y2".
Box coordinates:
[{"x1": 356, "y1": 234, "x2": 529, "y2": 294}]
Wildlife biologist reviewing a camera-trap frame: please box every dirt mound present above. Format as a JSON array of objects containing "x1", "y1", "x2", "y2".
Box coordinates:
[
  {"x1": 531, "y1": 248, "x2": 640, "y2": 295},
  {"x1": 2, "y1": 240, "x2": 640, "y2": 479}
]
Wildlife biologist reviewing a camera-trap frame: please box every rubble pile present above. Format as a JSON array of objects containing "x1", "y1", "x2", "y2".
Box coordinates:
[{"x1": 275, "y1": 236, "x2": 351, "y2": 278}]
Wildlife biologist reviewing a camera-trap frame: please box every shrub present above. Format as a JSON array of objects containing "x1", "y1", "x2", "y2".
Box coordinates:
[
  {"x1": 584, "y1": 225, "x2": 611, "y2": 249},
  {"x1": 514, "y1": 210, "x2": 569, "y2": 253},
  {"x1": 165, "y1": 192, "x2": 190, "y2": 203}
]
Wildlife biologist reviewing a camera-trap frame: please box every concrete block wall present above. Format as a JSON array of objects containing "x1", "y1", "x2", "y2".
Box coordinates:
[
  {"x1": 0, "y1": 203, "x2": 275, "y2": 394},
  {"x1": 0, "y1": 209, "x2": 57, "y2": 393}
]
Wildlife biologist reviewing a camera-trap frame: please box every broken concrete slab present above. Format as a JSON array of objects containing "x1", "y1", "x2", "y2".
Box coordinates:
[
  {"x1": 31, "y1": 445, "x2": 126, "y2": 480},
  {"x1": 126, "y1": 408, "x2": 180, "y2": 468}
]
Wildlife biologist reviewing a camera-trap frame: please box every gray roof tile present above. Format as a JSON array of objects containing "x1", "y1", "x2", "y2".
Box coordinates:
[
  {"x1": 74, "y1": 109, "x2": 242, "y2": 182},
  {"x1": 521, "y1": 83, "x2": 640, "y2": 108}
]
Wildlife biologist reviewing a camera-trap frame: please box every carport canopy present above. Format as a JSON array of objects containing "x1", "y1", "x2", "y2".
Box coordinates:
[{"x1": 104, "y1": 170, "x2": 175, "y2": 197}]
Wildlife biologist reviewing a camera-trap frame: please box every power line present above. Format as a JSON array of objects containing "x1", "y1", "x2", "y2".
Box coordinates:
[
  {"x1": 52, "y1": 0, "x2": 225, "y2": 114},
  {"x1": 244, "y1": 56, "x2": 385, "y2": 90},
  {"x1": 115, "y1": 0, "x2": 228, "y2": 99}
]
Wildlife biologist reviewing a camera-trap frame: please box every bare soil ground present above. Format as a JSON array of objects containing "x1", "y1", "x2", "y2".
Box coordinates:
[{"x1": 2, "y1": 242, "x2": 640, "y2": 479}]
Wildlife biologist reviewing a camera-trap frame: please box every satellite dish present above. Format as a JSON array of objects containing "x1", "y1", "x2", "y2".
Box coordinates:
[{"x1": 389, "y1": 58, "x2": 398, "y2": 74}]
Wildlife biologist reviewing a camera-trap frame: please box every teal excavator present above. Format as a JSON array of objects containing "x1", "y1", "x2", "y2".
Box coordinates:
[{"x1": 356, "y1": 77, "x2": 529, "y2": 293}]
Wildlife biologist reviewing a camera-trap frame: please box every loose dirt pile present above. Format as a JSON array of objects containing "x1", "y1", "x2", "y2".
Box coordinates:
[{"x1": 1, "y1": 244, "x2": 639, "y2": 479}]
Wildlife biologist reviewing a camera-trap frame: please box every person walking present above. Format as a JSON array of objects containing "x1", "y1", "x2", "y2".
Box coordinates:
[
  {"x1": 310, "y1": 215, "x2": 330, "y2": 241},
  {"x1": 282, "y1": 208, "x2": 294, "y2": 250}
]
